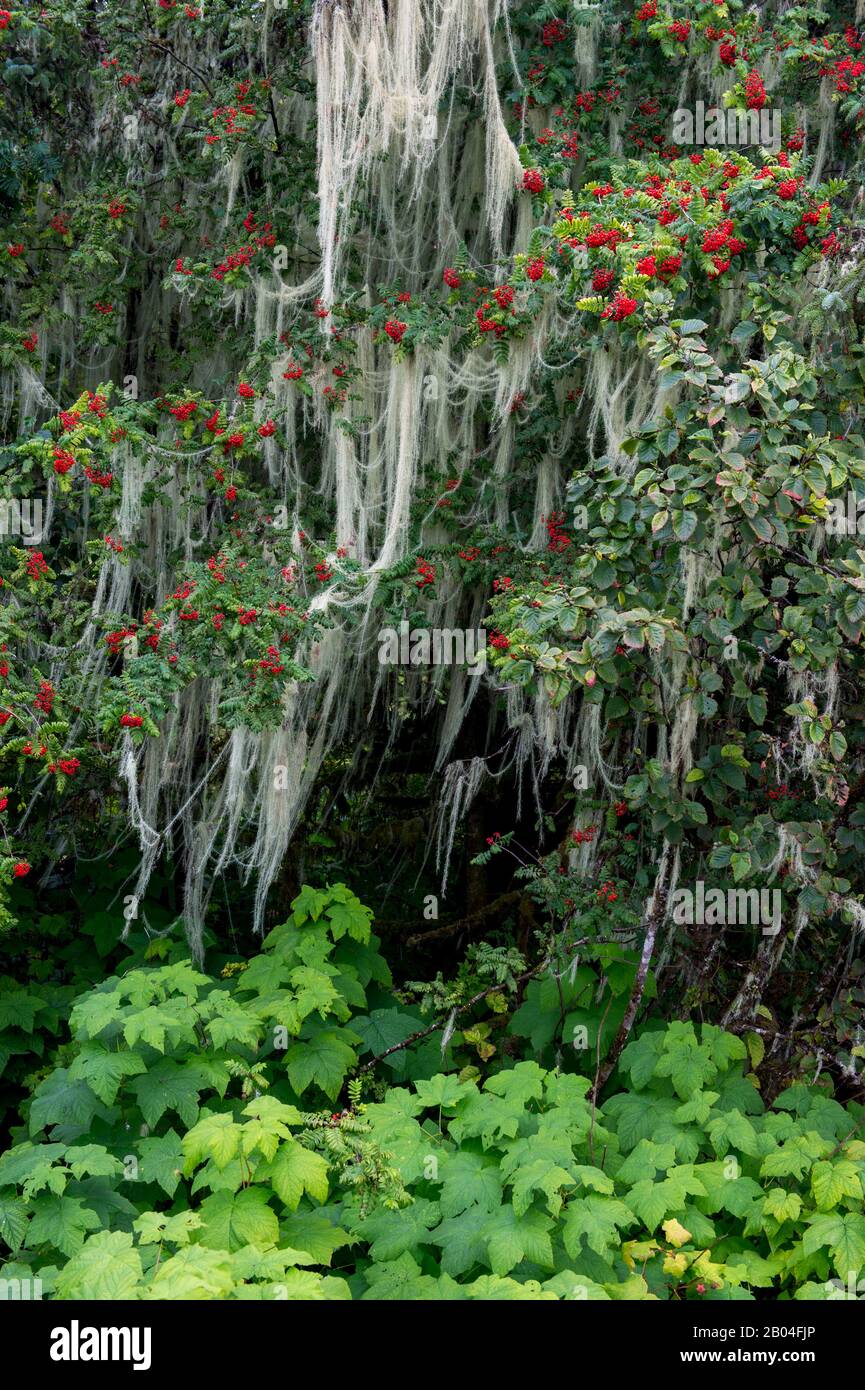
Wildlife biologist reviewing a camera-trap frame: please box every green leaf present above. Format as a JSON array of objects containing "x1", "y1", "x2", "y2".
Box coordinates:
[
  {"x1": 259, "y1": 1141, "x2": 329, "y2": 1211},
  {"x1": 811, "y1": 1160, "x2": 863, "y2": 1212},
  {"x1": 137, "y1": 1130, "x2": 185, "y2": 1197},
  {"x1": 0, "y1": 990, "x2": 47, "y2": 1031},
  {"x1": 562, "y1": 1195, "x2": 634, "y2": 1259},
  {"x1": 353, "y1": 1199, "x2": 441, "y2": 1261},
  {"x1": 706, "y1": 1109, "x2": 759, "y2": 1157},
  {"x1": 29, "y1": 1069, "x2": 103, "y2": 1135},
  {"x1": 481, "y1": 1205, "x2": 555, "y2": 1276},
  {"x1": 654, "y1": 1039, "x2": 717, "y2": 1099},
  {"x1": 182, "y1": 1111, "x2": 243, "y2": 1172},
  {"x1": 0, "y1": 1142, "x2": 67, "y2": 1195},
  {"x1": 804, "y1": 1212, "x2": 865, "y2": 1279},
  {"x1": 288, "y1": 966, "x2": 340, "y2": 1021},
  {"x1": 437, "y1": 1151, "x2": 503, "y2": 1218},
  {"x1": 760, "y1": 1142, "x2": 813, "y2": 1181},
  {"x1": 131, "y1": 1059, "x2": 210, "y2": 1129},
  {"x1": 54, "y1": 1231, "x2": 143, "y2": 1300},
  {"x1": 284, "y1": 1028, "x2": 359, "y2": 1100},
  {"x1": 414, "y1": 1074, "x2": 475, "y2": 1110},
  {"x1": 762, "y1": 1189, "x2": 802, "y2": 1224},
  {"x1": 352, "y1": 1009, "x2": 421, "y2": 1065},
  {"x1": 67, "y1": 1043, "x2": 147, "y2": 1106},
  {"x1": 145, "y1": 1245, "x2": 235, "y2": 1300},
  {"x1": 510, "y1": 1157, "x2": 575, "y2": 1218},
  {"x1": 0, "y1": 1194, "x2": 29, "y2": 1252},
  {"x1": 27, "y1": 1194, "x2": 100, "y2": 1257},
  {"x1": 65, "y1": 1144, "x2": 123, "y2": 1180},
  {"x1": 197, "y1": 1188, "x2": 279, "y2": 1253},
  {"x1": 620, "y1": 1031, "x2": 666, "y2": 1090},
  {"x1": 279, "y1": 1213, "x2": 350, "y2": 1266},
  {"x1": 326, "y1": 895, "x2": 372, "y2": 943}
]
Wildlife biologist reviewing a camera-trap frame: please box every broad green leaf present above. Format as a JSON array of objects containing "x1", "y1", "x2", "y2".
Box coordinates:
[
  {"x1": 258, "y1": 1141, "x2": 329, "y2": 1211},
  {"x1": 197, "y1": 1188, "x2": 279, "y2": 1253},
  {"x1": 284, "y1": 1028, "x2": 359, "y2": 1100},
  {"x1": 54, "y1": 1230, "x2": 143, "y2": 1300}
]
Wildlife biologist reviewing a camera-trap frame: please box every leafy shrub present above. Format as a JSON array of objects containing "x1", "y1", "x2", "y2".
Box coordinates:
[{"x1": 1, "y1": 886, "x2": 862, "y2": 1300}]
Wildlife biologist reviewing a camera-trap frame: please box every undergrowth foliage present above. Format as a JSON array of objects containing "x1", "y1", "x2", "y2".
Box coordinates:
[
  {"x1": 0, "y1": 886, "x2": 863, "y2": 1300},
  {"x1": 1, "y1": 0, "x2": 865, "y2": 1302}
]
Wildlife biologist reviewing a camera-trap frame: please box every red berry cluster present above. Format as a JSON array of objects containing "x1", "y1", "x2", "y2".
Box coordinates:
[
  {"x1": 767, "y1": 782, "x2": 799, "y2": 802},
  {"x1": 745, "y1": 70, "x2": 766, "y2": 110},
  {"x1": 601, "y1": 293, "x2": 638, "y2": 321},
  {"x1": 544, "y1": 512, "x2": 571, "y2": 552},
  {"x1": 33, "y1": 681, "x2": 55, "y2": 715},
  {"x1": 210, "y1": 222, "x2": 276, "y2": 282},
  {"x1": 48, "y1": 757, "x2": 80, "y2": 777},
  {"x1": 541, "y1": 18, "x2": 568, "y2": 46},
  {"x1": 572, "y1": 824, "x2": 596, "y2": 845},
  {"x1": 26, "y1": 552, "x2": 49, "y2": 580},
  {"x1": 415, "y1": 558, "x2": 435, "y2": 589}
]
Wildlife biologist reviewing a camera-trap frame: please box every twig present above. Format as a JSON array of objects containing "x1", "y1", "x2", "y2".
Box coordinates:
[
  {"x1": 357, "y1": 959, "x2": 550, "y2": 1073},
  {"x1": 590, "y1": 847, "x2": 673, "y2": 1101},
  {"x1": 405, "y1": 890, "x2": 521, "y2": 947},
  {"x1": 588, "y1": 992, "x2": 614, "y2": 1164},
  {"x1": 266, "y1": 89, "x2": 284, "y2": 155},
  {"x1": 146, "y1": 38, "x2": 215, "y2": 97}
]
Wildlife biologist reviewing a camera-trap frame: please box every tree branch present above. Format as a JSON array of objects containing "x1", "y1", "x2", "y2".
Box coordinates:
[
  {"x1": 590, "y1": 846, "x2": 673, "y2": 1101},
  {"x1": 357, "y1": 959, "x2": 550, "y2": 1073}
]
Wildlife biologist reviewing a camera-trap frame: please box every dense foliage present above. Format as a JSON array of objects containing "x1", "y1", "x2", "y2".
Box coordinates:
[
  {"x1": 3, "y1": 884, "x2": 865, "y2": 1300},
  {"x1": 1, "y1": 0, "x2": 865, "y2": 1301}
]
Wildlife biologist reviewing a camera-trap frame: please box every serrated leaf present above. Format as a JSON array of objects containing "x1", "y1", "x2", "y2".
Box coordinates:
[
  {"x1": 284, "y1": 1028, "x2": 358, "y2": 1100},
  {"x1": 197, "y1": 1188, "x2": 279, "y2": 1253},
  {"x1": 54, "y1": 1230, "x2": 143, "y2": 1300},
  {"x1": 259, "y1": 1141, "x2": 329, "y2": 1211}
]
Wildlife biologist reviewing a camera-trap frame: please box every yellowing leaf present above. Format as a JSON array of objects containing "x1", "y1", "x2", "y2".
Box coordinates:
[
  {"x1": 662, "y1": 1217, "x2": 692, "y2": 1249},
  {"x1": 745, "y1": 1030, "x2": 765, "y2": 1070},
  {"x1": 621, "y1": 1239, "x2": 660, "y2": 1270}
]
